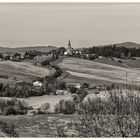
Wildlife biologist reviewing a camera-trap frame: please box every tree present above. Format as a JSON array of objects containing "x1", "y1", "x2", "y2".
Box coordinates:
[
  {"x1": 4, "y1": 106, "x2": 17, "y2": 116},
  {"x1": 0, "y1": 83, "x2": 3, "y2": 92},
  {"x1": 58, "y1": 47, "x2": 66, "y2": 55},
  {"x1": 40, "y1": 102, "x2": 50, "y2": 111},
  {"x1": 83, "y1": 83, "x2": 90, "y2": 89},
  {"x1": 56, "y1": 80, "x2": 66, "y2": 90},
  {"x1": 55, "y1": 100, "x2": 75, "y2": 114},
  {"x1": 63, "y1": 100, "x2": 76, "y2": 114}
]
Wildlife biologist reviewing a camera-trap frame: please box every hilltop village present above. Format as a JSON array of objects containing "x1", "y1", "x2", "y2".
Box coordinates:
[{"x1": 0, "y1": 41, "x2": 140, "y2": 98}]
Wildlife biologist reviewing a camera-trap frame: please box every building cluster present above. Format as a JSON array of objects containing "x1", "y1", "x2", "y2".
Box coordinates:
[
  {"x1": 0, "y1": 49, "x2": 58, "y2": 62},
  {"x1": 63, "y1": 40, "x2": 98, "y2": 60}
]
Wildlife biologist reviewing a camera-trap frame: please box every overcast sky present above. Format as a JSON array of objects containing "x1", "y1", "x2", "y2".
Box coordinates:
[{"x1": 0, "y1": 3, "x2": 140, "y2": 48}]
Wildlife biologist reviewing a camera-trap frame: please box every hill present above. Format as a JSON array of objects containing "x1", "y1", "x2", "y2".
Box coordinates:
[
  {"x1": 115, "y1": 42, "x2": 140, "y2": 48},
  {"x1": 0, "y1": 61, "x2": 55, "y2": 84},
  {"x1": 58, "y1": 57, "x2": 140, "y2": 86},
  {"x1": 0, "y1": 46, "x2": 57, "y2": 53},
  {"x1": 95, "y1": 42, "x2": 140, "y2": 49}
]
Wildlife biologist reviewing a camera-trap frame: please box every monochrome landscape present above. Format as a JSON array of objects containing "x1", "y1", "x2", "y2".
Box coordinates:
[{"x1": 1, "y1": 3, "x2": 140, "y2": 137}]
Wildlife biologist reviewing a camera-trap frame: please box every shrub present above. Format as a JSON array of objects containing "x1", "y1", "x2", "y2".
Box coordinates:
[
  {"x1": 72, "y1": 94, "x2": 80, "y2": 104},
  {"x1": 131, "y1": 57, "x2": 136, "y2": 60},
  {"x1": 68, "y1": 86, "x2": 77, "y2": 93},
  {"x1": 0, "y1": 98, "x2": 28, "y2": 116},
  {"x1": 0, "y1": 83, "x2": 3, "y2": 92},
  {"x1": 40, "y1": 102, "x2": 50, "y2": 111},
  {"x1": 111, "y1": 83, "x2": 115, "y2": 89},
  {"x1": 83, "y1": 83, "x2": 90, "y2": 89},
  {"x1": 73, "y1": 90, "x2": 140, "y2": 137},
  {"x1": 0, "y1": 121, "x2": 19, "y2": 137},
  {"x1": 118, "y1": 60, "x2": 123, "y2": 63},
  {"x1": 4, "y1": 106, "x2": 17, "y2": 116},
  {"x1": 76, "y1": 89, "x2": 88, "y2": 102},
  {"x1": 41, "y1": 59, "x2": 50, "y2": 66},
  {"x1": 55, "y1": 100, "x2": 75, "y2": 114},
  {"x1": 56, "y1": 81, "x2": 67, "y2": 90},
  {"x1": 106, "y1": 86, "x2": 111, "y2": 91},
  {"x1": 63, "y1": 100, "x2": 76, "y2": 114}
]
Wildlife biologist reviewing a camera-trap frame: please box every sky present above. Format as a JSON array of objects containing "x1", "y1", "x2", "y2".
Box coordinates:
[{"x1": 0, "y1": 3, "x2": 140, "y2": 48}]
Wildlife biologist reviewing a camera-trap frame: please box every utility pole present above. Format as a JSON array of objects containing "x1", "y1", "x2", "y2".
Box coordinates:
[{"x1": 125, "y1": 71, "x2": 128, "y2": 87}]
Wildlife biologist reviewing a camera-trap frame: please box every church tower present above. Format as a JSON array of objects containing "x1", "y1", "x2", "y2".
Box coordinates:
[
  {"x1": 68, "y1": 40, "x2": 71, "y2": 48},
  {"x1": 67, "y1": 40, "x2": 74, "y2": 55},
  {"x1": 64, "y1": 40, "x2": 74, "y2": 56}
]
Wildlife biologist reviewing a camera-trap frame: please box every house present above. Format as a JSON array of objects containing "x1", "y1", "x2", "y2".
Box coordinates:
[
  {"x1": 56, "y1": 90, "x2": 68, "y2": 95},
  {"x1": 83, "y1": 53, "x2": 98, "y2": 60},
  {"x1": 33, "y1": 81, "x2": 43, "y2": 87},
  {"x1": 67, "y1": 82, "x2": 81, "y2": 89}
]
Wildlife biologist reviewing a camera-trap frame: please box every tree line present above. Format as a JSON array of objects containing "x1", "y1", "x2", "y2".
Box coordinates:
[{"x1": 82, "y1": 45, "x2": 140, "y2": 58}]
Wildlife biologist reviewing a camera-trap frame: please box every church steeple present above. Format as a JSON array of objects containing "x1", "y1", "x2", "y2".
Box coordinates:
[
  {"x1": 66, "y1": 40, "x2": 74, "y2": 55},
  {"x1": 68, "y1": 40, "x2": 71, "y2": 47}
]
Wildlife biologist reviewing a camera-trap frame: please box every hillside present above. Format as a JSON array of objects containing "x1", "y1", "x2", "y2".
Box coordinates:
[
  {"x1": 58, "y1": 57, "x2": 140, "y2": 86},
  {"x1": 95, "y1": 42, "x2": 140, "y2": 49},
  {"x1": 0, "y1": 61, "x2": 54, "y2": 84},
  {"x1": 0, "y1": 46, "x2": 57, "y2": 53},
  {"x1": 115, "y1": 42, "x2": 140, "y2": 48}
]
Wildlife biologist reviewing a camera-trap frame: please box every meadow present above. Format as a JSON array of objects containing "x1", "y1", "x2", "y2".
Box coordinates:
[
  {"x1": 58, "y1": 57, "x2": 140, "y2": 86},
  {"x1": 0, "y1": 61, "x2": 54, "y2": 84}
]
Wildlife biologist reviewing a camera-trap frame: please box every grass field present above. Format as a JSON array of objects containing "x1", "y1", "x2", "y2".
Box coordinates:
[
  {"x1": 94, "y1": 57, "x2": 140, "y2": 68},
  {"x1": 26, "y1": 94, "x2": 72, "y2": 111},
  {"x1": 1, "y1": 94, "x2": 72, "y2": 112},
  {"x1": 0, "y1": 61, "x2": 54, "y2": 84},
  {"x1": 58, "y1": 57, "x2": 140, "y2": 86},
  {"x1": 0, "y1": 114, "x2": 76, "y2": 137}
]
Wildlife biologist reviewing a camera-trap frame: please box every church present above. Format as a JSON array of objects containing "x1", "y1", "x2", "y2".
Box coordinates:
[{"x1": 64, "y1": 40, "x2": 75, "y2": 56}]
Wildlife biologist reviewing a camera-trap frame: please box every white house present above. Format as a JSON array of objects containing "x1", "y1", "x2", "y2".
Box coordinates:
[
  {"x1": 33, "y1": 81, "x2": 43, "y2": 87},
  {"x1": 56, "y1": 90, "x2": 68, "y2": 95},
  {"x1": 68, "y1": 83, "x2": 81, "y2": 89}
]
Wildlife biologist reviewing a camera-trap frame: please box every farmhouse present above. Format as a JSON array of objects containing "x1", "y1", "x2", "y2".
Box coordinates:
[
  {"x1": 33, "y1": 81, "x2": 43, "y2": 87},
  {"x1": 67, "y1": 82, "x2": 81, "y2": 89},
  {"x1": 56, "y1": 90, "x2": 68, "y2": 95}
]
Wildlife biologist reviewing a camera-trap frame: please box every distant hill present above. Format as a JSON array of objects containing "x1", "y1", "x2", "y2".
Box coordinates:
[
  {"x1": 115, "y1": 42, "x2": 140, "y2": 48},
  {"x1": 95, "y1": 42, "x2": 140, "y2": 49},
  {"x1": 0, "y1": 46, "x2": 57, "y2": 53}
]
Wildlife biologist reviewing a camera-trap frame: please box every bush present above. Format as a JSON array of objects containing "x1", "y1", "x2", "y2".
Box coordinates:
[
  {"x1": 0, "y1": 98, "x2": 28, "y2": 116},
  {"x1": 55, "y1": 80, "x2": 66, "y2": 90},
  {"x1": 118, "y1": 60, "x2": 123, "y2": 63},
  {"x1": 68, "y1": 86, "x2": 77, "y2": 93},
  {"x1": 0, "y1": 121, "x2": 19, "y2": 137},
  {"x1": 55, "y1": 100, "x2": 75, "y2": 114},
  {"x1": 76, "y1": 89, "x2": 88, "y2": 102},
  {"x1": 73, "y1": 90, "x2": 140, "y2": 137},
  {"x1": 72, "y1": 94, "x2": 80, "y2": 104},
  {"x1": 4, "y1": 106, "x2": 17, "y2": 116},
  {"x1": 41, "y1": 59, "x2": 50, "y2": 66},
  {"x1": 40, "y1": 102, "x2": 50, "y2": 111},
  {"x1": 63, "y1": 100, "x2": 76, "y2": 114},
  {"x1": 131, "y1": 57, "x2": 136, "y2": 60},
  {"x1": 83, "y1": 83, "x2": 90, "y2": 89},
  {"x1": 0, "y1": 83, "x2": 3, "y2": 92}
]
